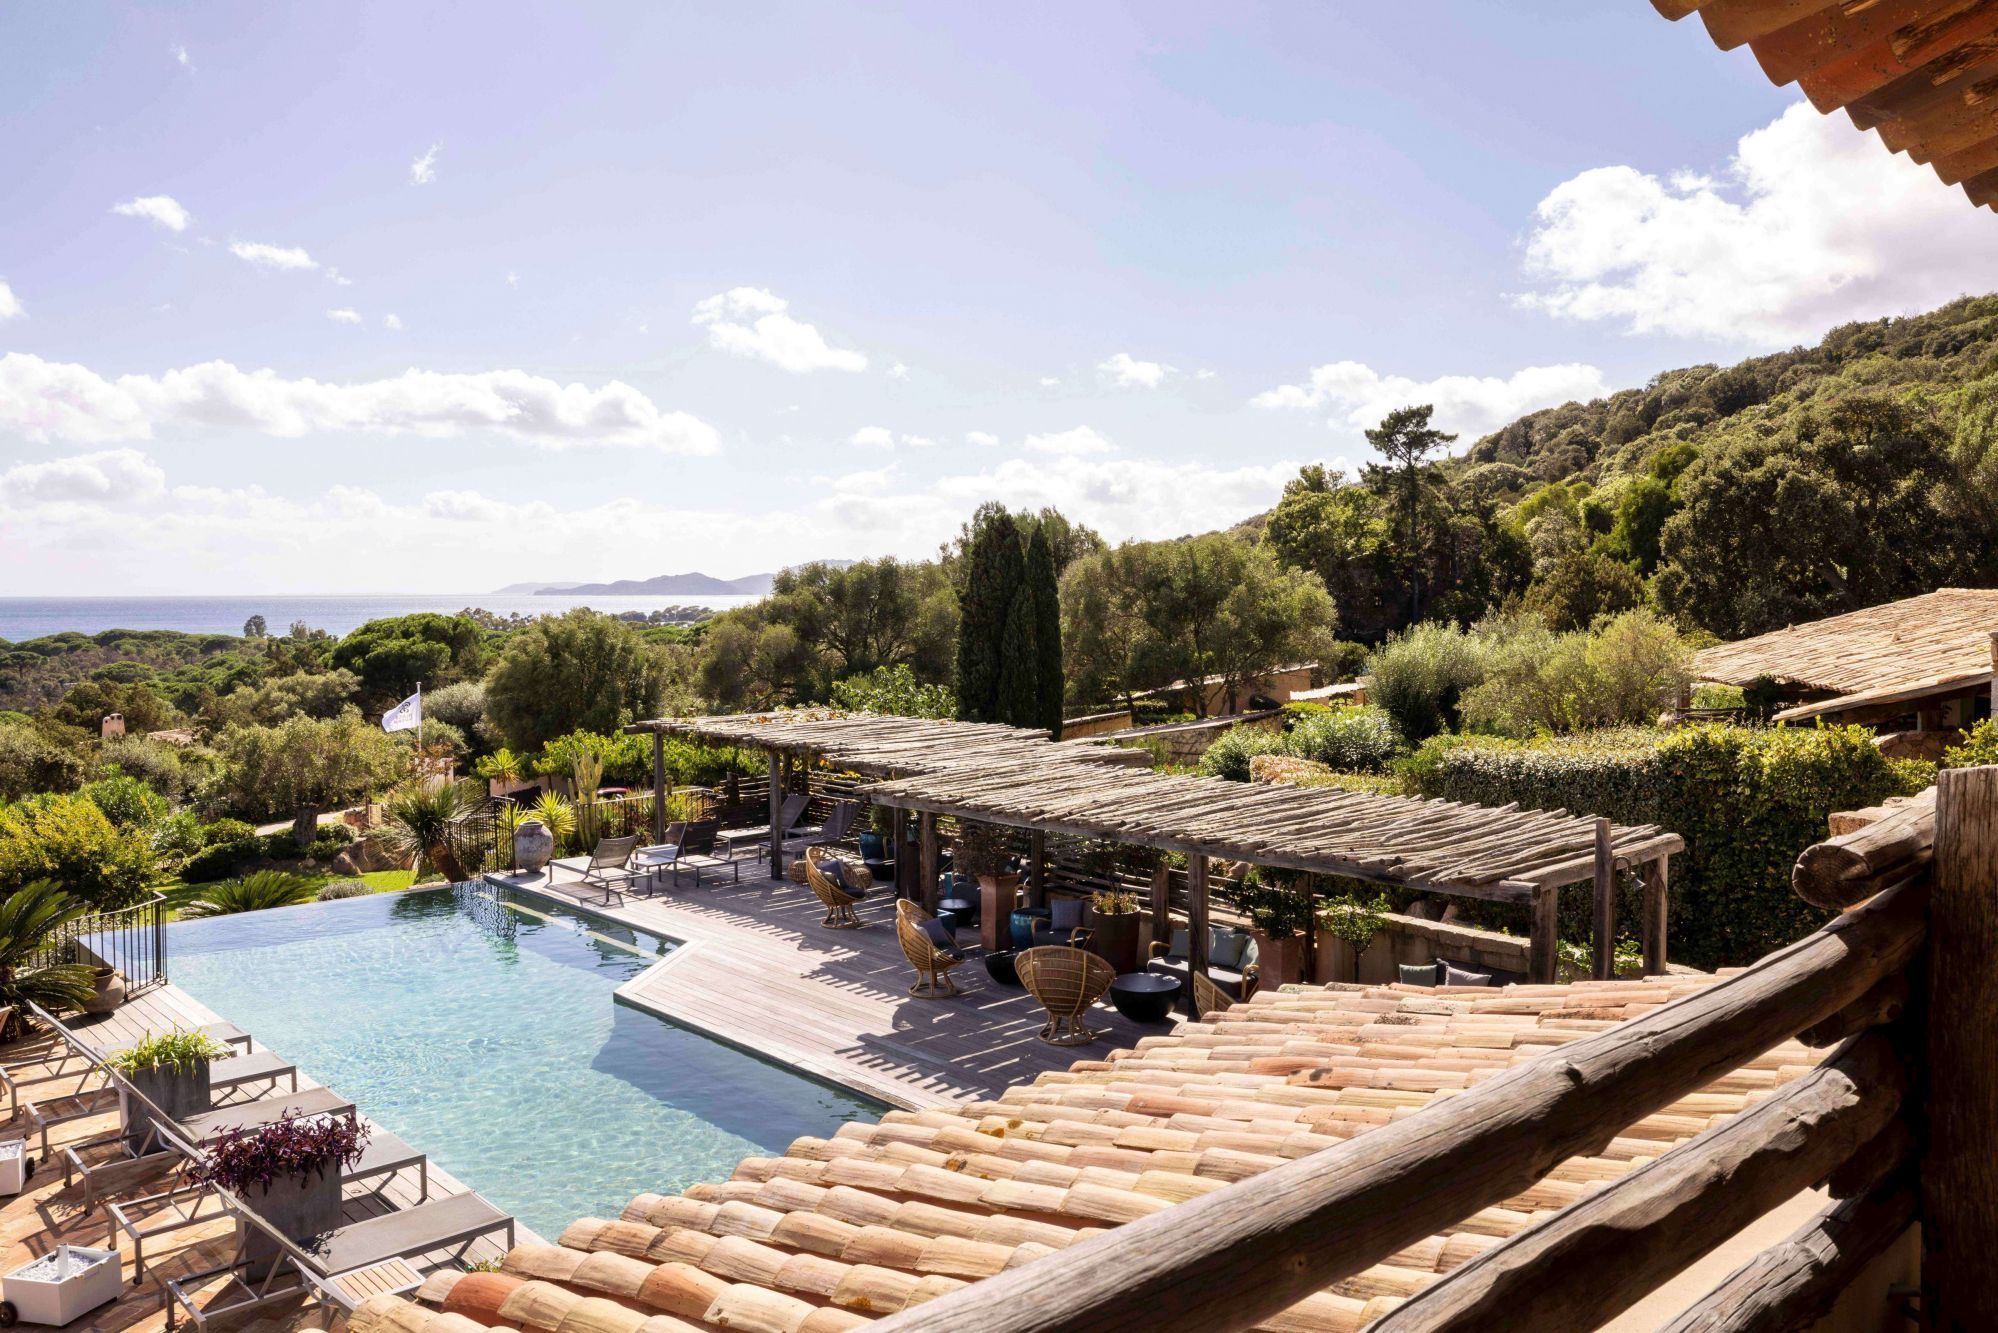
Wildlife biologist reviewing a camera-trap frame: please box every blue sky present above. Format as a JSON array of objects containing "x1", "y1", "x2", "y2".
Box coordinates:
[{"x1": 5, "y1": 2, "x2": 1996, "y2": 593}]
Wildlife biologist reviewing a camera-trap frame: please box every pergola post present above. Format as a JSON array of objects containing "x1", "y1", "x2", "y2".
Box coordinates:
[
  {"x1": 766, "y1": 748, "x2": 784, "y2": 876},
  {"x1": 1187, "y1": 853, "x2": 1209, "y2": 1015},
  {"x1": 1029, "y1": 830, "x2": 1047, "y2": 908},
  {"x1": 919, "y1": 813, "x2": 940, "y2": 914},
  {"x1": 1926, "y1": 763, "x2": 1998, "y2": 1328},
  {"x1": 1988, "y1": 630, "x2": 1996, "y2": 720},
  {"x1": 893, "y1": 807, "x2": 912, "y2": 900},
  {"x1": 1591, "y1": 818, "x2": 1615, "y2": 981},
  {"x1": 1149, "y1": 859, "x2": 1172, "y2": 952},
  {"x1": 650, "y1": 729, "x2": 666, "y2": 845},
  {"x1": 1529, "y1": 887, "x2": 1558, "y2": 985},
  {"x1": 1641, "y1": 854, "x2": 1669, "y2": 976}
]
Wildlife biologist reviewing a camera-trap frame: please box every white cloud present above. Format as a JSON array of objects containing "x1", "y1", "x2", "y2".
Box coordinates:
[
  {"x1": 506, "y1": 271, "x2": 519, "y2": 288},
  {"x1": 325, "y1": 308, "x2": 362, "y2": 325},
  {"x1": 1518, "y1": 101, "x2": 1998, "y2": 346},
  {"x1": 919, "y1": 455, "x2": 1299, "y2": 546},
  {"x1": 965, "y1": 430, "x2": 999, "y2": 447},
  {"x1": 171, "y1": 43, "x2": 190, "y2": 68},
  {"x1": 886, "y1": 362, "x2": 910, "y2": 381},
  {"x1": 0, "y1": 449, "x2": 167, "y2": 504},
  {"x1": 326, "y1": 268, "x2": 353, "y2": 287},
  {"x1": 691, "y1": 287, "x2": 868, "y2": 374},
  {"x1": 1038, "y1": 376, "x2": 1062, "y2": 387},
  {"x1": 0, "y1": 352, "x2": 720, "y2": 454},
  {"x1": 1252, "y1": 360, "x2": 1608, "y2": 439},
  {"x1": 1023, "y1": 425, "x2": 1116, "y2": 456},
  {"x1": 382, "y1": 313, "x2": 403, "y2": 330},
  {"x1": 849, "y1": 426, "x2": 896, "y2": 450},
  {"x1": 0, "y1": 281, "x2": 22, "y2": 322},
  {"x1": 1195, "y1": 368, "x2": 1217, "y2": 381},
  {"x1": 230, "y1": 241, "x2": 318, "y2": 272},
  {"x1": 410, "y1": 143, "x2": 441, "y2": 186},
  {"x1": 111, "y1": 195, "x2": 192, "y2": 232},
  {"x1": 1098, "y1": 352, "x2": 1173, "y2": 389}
]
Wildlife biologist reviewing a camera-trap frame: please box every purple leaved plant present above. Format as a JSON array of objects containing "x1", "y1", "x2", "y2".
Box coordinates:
[{"x1": 194, "y1": 1111, "x2": 372, "y2": 1194}]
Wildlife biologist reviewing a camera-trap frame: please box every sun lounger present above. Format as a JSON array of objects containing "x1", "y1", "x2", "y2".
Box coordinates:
[
  {"x1": 669, "y1": 821, "x2": 742, "y2": 887},
  {"x1": 176, "y1": 1086, "x2": 355, "y2": 1144},
  {"x1": 4, "y1": 1019, "x2": 252, "y2": 1118},
  {"x1": 718, "y1": 792, "x2": 808, "y2": 854},
  {"x1": 554, "y1": 833, "x2": 644, "y2": 905}
]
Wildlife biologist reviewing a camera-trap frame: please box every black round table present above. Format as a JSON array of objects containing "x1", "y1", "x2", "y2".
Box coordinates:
[
  {"x1": 937, "y1": 898, "x2": 976, "y2": 934},
  {"x1": 1109, "y1": 972, "x2": 1181, "y2": 1023}
]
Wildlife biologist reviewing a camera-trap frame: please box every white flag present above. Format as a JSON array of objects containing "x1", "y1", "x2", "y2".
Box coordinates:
[{"x1": 382, "y1": 691, "x2": 422, "y2": 733}]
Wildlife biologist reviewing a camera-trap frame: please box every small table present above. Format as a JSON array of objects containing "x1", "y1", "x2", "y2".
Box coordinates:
[
  {"x1": 937, "y1": 898, "x2": 976, "y2": 937},
  {"x1": 1109, "y1": 973, "x2": 1181, "y2": 1024}
]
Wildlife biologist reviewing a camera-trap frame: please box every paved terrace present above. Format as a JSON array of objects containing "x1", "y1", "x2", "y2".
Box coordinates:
[
  {"x1": 0, "y1": 982, "x2": 519, "y2": 1333},
  {"x1": 485, "y1": 864, "x2": 1175, "y2": 1110}
]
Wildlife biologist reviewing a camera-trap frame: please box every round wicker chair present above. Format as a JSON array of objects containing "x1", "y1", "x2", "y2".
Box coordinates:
[
  {"x1": 895, "y1": 899, "x2": 964, "y2": 998},
  {"x1": 1016, "y1": 945, "x2": 1115, "y2": 1046},
  {"x1": 804, "y1": 845, "x2": 870, "y2": 929}
]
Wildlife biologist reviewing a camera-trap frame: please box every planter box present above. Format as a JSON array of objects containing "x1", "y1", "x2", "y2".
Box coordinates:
[
  {"x1": 1, "y1": 1245, "x2": 121, "y2": 1325},
  {"x1": 977, "y1": 875, "x2": 1021, "y2": 953},
  {"x1": 1086, "y1": 909, "x2": 1141, "y2": 976},
  {"x1": 1253, "y1": 931, "x2": 1305, "y2": 988},
  {"x1": 243, "y1": 1168, "x2": 345, "y2": 1280},
  {"x1": 123, "y1": 1062, "x2": 212, "y2": 1145}
]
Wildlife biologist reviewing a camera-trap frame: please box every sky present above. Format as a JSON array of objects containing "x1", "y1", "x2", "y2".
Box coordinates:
[{"x1": 6, "y1": 1, "x2": 1998, "y2": 594}]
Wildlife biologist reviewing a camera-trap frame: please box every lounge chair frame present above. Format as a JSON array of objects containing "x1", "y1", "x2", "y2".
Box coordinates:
[{"x1": 562, "y1": 833, "x2": 644, "y2": 905}]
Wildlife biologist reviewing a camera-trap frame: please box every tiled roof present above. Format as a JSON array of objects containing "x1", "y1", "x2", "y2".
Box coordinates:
[
  {"x1": 349, "y1": 973, "x2": 1817, "y2": 1333},
  {"x1": 1690, "y1": 587, "x2": 1998, "y2": 717},
  {"x1": 1654, "y1": 0, "x2": 1998, "y2": 210}
]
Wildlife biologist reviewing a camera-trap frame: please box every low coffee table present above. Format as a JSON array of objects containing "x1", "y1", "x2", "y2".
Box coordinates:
[
  {"x1": 1109, "y1": 973, "x2": 1181, "y2": 1024},
  {"x1": 937, "y1": 898, "x2": 976, "y2": 936}
]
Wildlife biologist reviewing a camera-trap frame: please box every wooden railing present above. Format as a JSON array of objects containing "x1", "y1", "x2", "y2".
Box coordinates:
[{"x1": 872, "y1": 765, "x2": 1992, "y2": 1332}]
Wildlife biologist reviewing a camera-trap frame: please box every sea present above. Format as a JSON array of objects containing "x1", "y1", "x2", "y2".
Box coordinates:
[{"x1": 0, "y1": 593, "x2": 764, "y2": 642}]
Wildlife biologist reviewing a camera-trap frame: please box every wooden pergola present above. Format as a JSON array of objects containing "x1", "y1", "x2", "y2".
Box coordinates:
[{"x1": 626, "y1": 710, "x2": 1684, "y2": 981}]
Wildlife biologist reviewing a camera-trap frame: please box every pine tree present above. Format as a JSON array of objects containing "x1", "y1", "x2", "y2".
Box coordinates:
[
  {"x1": 954, "y1": 509, "x2": 1024, "y2": 723},
  {"x1": 1024, "y1": 524, "x2": 1064, "y2": 736}
]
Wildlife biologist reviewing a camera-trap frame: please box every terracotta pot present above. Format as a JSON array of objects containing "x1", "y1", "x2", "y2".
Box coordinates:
[
  {"x1": 977, "y1": 874, "x2": 1021, "y2": 952},
  {"x1": 513, "y1": 818, "x2": 555, "y2": 873},
  {"x1": 1086, "y1": 908, "x2": 1141, "y2": 975},
  {"x1": 1312, "y1": 928, "x2": 1363, "y2": 984},
  {"x1": 1253, "y1": 931, "x2": 1305, "y2": 987},
  {"x1": 81, "y1": 966, "x2": 125, "y2": 1015}
]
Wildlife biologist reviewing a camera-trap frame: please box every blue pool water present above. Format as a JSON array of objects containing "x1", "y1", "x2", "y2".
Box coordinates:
[{"x1": 166, "y1": 885, "x2": 878, "y2": 1239}]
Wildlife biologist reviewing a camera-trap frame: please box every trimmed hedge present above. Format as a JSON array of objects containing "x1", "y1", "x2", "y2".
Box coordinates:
[{"x1": 1402, "y1": 723, "x2": 1926, "y2": 969}]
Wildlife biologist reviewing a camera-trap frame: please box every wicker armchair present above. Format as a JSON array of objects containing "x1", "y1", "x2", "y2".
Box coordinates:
[
  {"x1": 804, "y1": 845, "x2": 870, "y2": 929},
  {"x1": 1016, "y1": 945, "x2": 1116, "y2": 1046},
  {"x1": 895, "y1": 900, "x2": 964, "y2": 998}
]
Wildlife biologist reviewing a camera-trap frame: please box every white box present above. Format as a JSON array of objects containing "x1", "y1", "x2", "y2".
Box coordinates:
[{"x1": 1, "y1": 1245, "x2": 122, "y2": 1325}]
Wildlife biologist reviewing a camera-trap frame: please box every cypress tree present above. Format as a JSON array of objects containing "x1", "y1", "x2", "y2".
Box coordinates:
[
  {"x1": 1024, "y1": 524, "x2": 1065, "y2": 737},
  {"x1": 954, "y1": 509, "x2": 1023, "y2": 722},
  {"x1": 994, "y1": 582, "x2": 1039, "y2": 728}
]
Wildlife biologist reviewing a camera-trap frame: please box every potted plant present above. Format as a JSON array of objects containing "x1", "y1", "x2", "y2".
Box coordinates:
[
  {"x1": 108, "y1": 1029, "x2": 227, "y2": 1141},
  {"x1": 1313, "y1": 891, "x2": 1392, "y2": 984},
  {"x1": 1232, "y1": 869, "x2": 1314, "y2": 986},
  {"x1": 194, "y1": 1113, "x2": 372, "y2": 1278},
  {"x1": 953, "y1": 820, "x2": 1020, "y2": 951},
  {"x1": 858, "y1": 805, "x2": 894, "y2": 866},
  {"x1": 1086, "y1": 889, "x2": 1142, "y2": 975}
]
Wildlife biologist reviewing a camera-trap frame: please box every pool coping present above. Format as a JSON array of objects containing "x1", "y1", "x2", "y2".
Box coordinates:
[{"x1": 488, "y1": 878, "x2": 908, "y2": 1113}]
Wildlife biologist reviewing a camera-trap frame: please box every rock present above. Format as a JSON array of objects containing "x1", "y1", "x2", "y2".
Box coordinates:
[{"x1": 331, "y1": 837, "x2": 412, "y2": 876}]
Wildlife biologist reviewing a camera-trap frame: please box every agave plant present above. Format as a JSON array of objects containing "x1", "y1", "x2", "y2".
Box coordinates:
[
  {"x1": 0, "y1": 881, "x2": 99, "y2": 1037},
  {"x1": 181, "y1": 871, "x2": 321, "y2": 919},
  {"x1": 381, "y1": 779, "x2": 484, "y2": 884},
  {"x1": 530, "y1": 790, "x2": 576, "y2": 851}
]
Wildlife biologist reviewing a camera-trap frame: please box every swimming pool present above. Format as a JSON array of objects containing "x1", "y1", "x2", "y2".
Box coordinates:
[{"x1": 166, "y1": 884, "x2": 879, "y2": 1239}]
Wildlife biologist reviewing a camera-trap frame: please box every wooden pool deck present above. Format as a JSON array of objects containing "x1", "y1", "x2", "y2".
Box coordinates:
[
  {"x1": 485, "y1": 863, "x2": 1181, "y2": 1110},
  {"x1": 0, "y1": 982, "x2": 521, "y2": 1332}
]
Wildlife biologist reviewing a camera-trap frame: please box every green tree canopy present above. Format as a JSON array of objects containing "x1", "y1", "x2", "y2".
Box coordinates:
[
  {"x1": 485, "y1": 610, "x2": 669, "y2": 750},
  {"x1": 211, "y1": 709, "x2": 407, "y2": 824},
  {"x1": 331, "y1": 613, "x2": 486, "y2": 707}
]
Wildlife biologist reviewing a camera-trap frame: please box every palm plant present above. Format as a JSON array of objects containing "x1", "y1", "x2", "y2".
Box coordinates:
[
  {"x1": 181, "y1": 871, "x2": 320, "y2": 919},
  {"x1": 530, "y1": 791, "x2": 576, "y2": 853},
  {"x1": 0, "y1": 880, "x2": 98, "y2": 1037},
  {"x1": 382, "y1": 779, "x2": 484, "y2": 884}
]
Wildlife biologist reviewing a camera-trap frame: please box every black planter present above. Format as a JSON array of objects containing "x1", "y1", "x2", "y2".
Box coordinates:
[
  {"x1": 983, "y1": 950, "x2": 1022, "y2": 987},
  {"x1": 123, "y1": 1062, "x2": 212, "y2": 1145},
  {"x1": 243, "y1": 1168, "x2": 345, "y2": 1280}
]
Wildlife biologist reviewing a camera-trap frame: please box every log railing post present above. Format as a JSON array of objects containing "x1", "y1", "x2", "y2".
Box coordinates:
[
  {"x1": 1925, "y1": 763, "x2": 1998, "y2": 1330},
  {"x1": 1642, "y1": 854, "x2": 1669, "y2": 976},
  {"x1": 1592, "y1": 818, "x2": 1615, "y2": 981},
  {"x1": 766, "y1": 748, "x2": 784, "y2": 875}
]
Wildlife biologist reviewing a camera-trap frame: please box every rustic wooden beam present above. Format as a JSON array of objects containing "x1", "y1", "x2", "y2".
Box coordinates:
[
  {"x1": 1924, "y1": 763, "x2": 1998, "y2": 1330},
  {"x1": 1188, "y1": 853, "x2": 1209, "y2": 1016},
  {"x1": 1656, "y1": 1181, "x2": 1917, "y2": 1333},
  {"x1": 893, "y1": 806, "x2": 912, "y2": 900},
  {"x1": 1029, "y1": 830, "x2": 1047, "y2": 909},
  {"x1": 919, "y1": 812, "x2": 940, "y2": 915},
  {"x1": 1799, "y1": 972, "x2": 1909, "y2": 1048},
  {"x1": 1793, "y1": 786, "x2": 1935, "y2": 911},
  {"x1": 650, "y1": 730, "x2": 667, "y2": 845},
  {"x1": 766, "y1": 748, "x2": 783, "y2": 875},
  {"x1": 1592, "y1": 818, "x2": 1615, "y2": 981},
  {"x1": 1643, "y1": 853, "x2": 1669, "y2": 976},
  {"x1": 1365, "y1": 1032, "x2": 1907, "y2": 1332},
  {"x1": 868, "y1": 877, "x2": 1927, "y2": 1333},
  {"x1": 1529, "y1": 886, "x2": 1558, "y2": 984},
  {"x1": 1149, "y1": 862, "x2": 1172, "y2": 951}
]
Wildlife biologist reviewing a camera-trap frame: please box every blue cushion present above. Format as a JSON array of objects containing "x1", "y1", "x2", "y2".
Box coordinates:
[
  {"x1": 920, "y1": 918, "x2": 956, "y2": 951},
  {"x1": 1399, "y1": 962, "x2": 1444, "y2": 986},
  {"x1": 837, "y1": 862, "x2": 870, "y2": 896},
  {"x1": 1050, "y1": 899, "x2": 1086, "y2": 930},
  {"x1": 1210, "y1": 930, "x2": 1249, "y2": 971}
]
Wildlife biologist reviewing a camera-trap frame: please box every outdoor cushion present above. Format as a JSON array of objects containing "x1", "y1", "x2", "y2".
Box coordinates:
[
  {"x1": 1443, "y1": 963, "x2": 1494, "y2": 987},
  {"x1": 1050, "y1": 898, "x2": 1086, "y2": 930},
  {"x1": 920, "y1": 918, "x2": 956, "y2": 952},
  {"x1": 1210, "y1": 930, "x2": 1249, "y2": 971},
  {"x1": 837, "y1": 862, "x2": 870, "y2": 897},
  {"x1": 1399, "y1": 962, "x2": 1445, "y2": 986},
  {"x1": 1167, "y1": 927, "x2": 1191, "y2": 959}
]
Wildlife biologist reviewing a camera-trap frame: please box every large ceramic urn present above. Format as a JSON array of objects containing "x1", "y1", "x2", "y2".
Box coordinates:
[{"x1": 513, "y1": 817, "x2": 555, "y2": 873}]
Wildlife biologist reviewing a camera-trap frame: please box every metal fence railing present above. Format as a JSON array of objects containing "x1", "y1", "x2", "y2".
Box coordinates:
[{"x1": 34, "y1": 892, "x2": 168, "y2": 991}]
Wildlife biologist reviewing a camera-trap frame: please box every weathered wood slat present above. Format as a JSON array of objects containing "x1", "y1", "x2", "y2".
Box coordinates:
[
  {"x1": 868, "y1": 877, "x2": 1927, "y2": 1333},
  {"x1": 1364, "y1": 1032, "x2": 1907, "y2": 1331}
]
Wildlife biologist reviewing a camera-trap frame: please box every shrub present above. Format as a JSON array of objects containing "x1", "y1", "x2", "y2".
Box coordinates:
[
  {"x1": 0, "y1": 720, "x2": 87, "y2": 801},
  {"x1": 0, "y1": 793, "x2": 157, "y2": 909},
  {"x1": 1367, "y1": 624, "x2": 1487, "y2": 743},
  {"x1": 1943, "y1": 718, "x2": 1998, "y2": 769},
  {"x1": 1405, "y1": 723, "x2": 1925, "y2": 968},
  {"x1": 150, "y1": 811, "x2": 207, "y2": 868},
  {"x1": 317, "y1": 879, "x2": 372, "y2": 901},
  {"x1": 1458, "y1": 609, "x2": 1691, "y2": 736},
  {"x1": 830, "y1": 665, "x2": 955, "y2": 719},
  {"x1": 422, "y1": 681, "x2": 489, "y2": 734},
  {"x1": 1285, "y1": 705, "x2": 1403, "y2": 773},
  {"x1": 532, "y1": 730, "x2": 649, "y2": 786},
  {"x1": 99, "y1": 735, "x2": 189, "y2": 800},
  {"x1": 181, "y1": 870, "x2": 320, "y2": 918},
  {"x1": 181, "y1": 839, "x2": 259, "y2": 884},
  {"x1": 201, "y1": 818, "x2": 256, "y2": 847},
  {"x1": 1197, "y1": 725, "x2": 1289, "y2": 781},
  {"x1": 82, "y1": 772, "x2": 169, "y2": 829}
]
